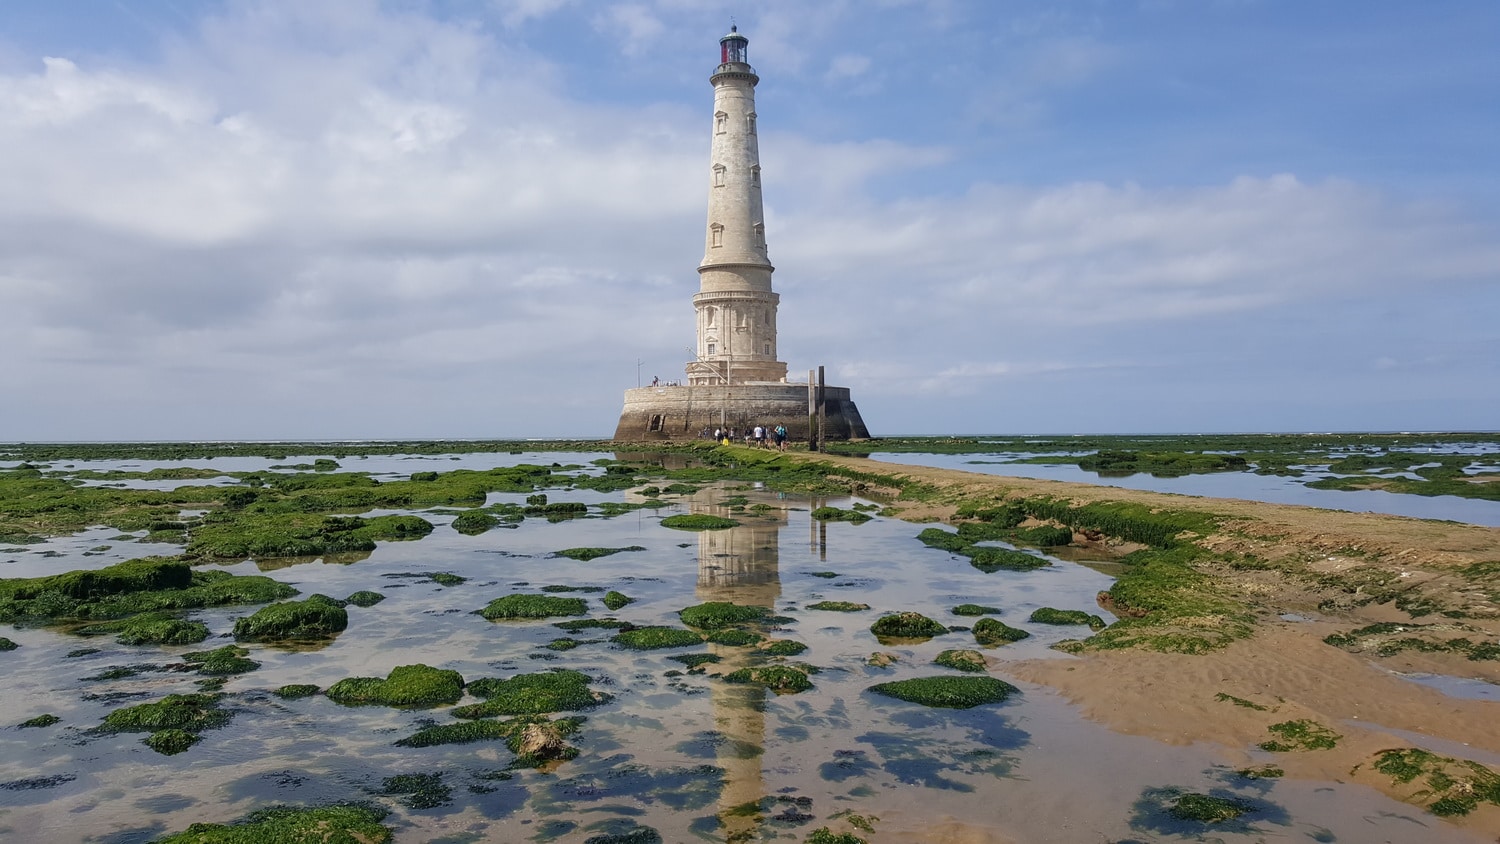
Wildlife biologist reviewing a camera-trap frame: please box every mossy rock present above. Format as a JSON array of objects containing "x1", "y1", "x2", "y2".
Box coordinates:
[
  {"x1": 807, "y1": 829, "x2": 867, "y2": 844},
  {"x1": 807, "y1": 601, "x2": 869, "y2": 612},
  {"x1": 326, "y1": 664, "x2": 465, "y2": 707},
  {"x1": 680, "y1": 601, "x2": 769, "y2": 629},
  {"x1": 660, "y1": 514, "x2": 739, "y2": 531},
  {"x1": 273, "y1": 684, "x2": 320, "y2": 699},
  {"x1": 479, "y1": 594, "x2": 588, "y2": 620},
  {"x1": 183, "y1": 645, "x2": 260, "y2": 676},
  {"x1": 934, "y1": 649, "x2": 988, "y2": 673},
  {"x1": 454, "y1": 669, "x2": 606, "y2": 718},
  {"x1": 18, "y1": 714, "x2": 60, "y2": 729},
  {"x1": 951, "y1": 604, "x2": 1001, "y2": 617},
  {"x1": 554, "y1": 545, "x2": 647, "y2": 561},
  {"x1": 344, "y1": 590, "x2": 385, "y2": 608},
  {"x1": 452, "y1": 510, "x2": 499, "y2": 535},
  {"x1": 868, "y1": 676, "x2": 1018, "y2": 709},
  {"x1": 763, "y1": 639, "x2": 808, "y2": 656},
  {"x1": 1258, "y1": 719, "x2": 1339, "y2": 752},
  {"x1": 0, "y1": 636, "x2": 15, "y2": 651},
  {"x1": 100, "y1": 693, "x2": 230, "y2": 733},
  {"x1": 870, "y1": 612, "x2": 948, "y2": 641},
  {"x1": 1168, "y1": 792, "x2": 1253, "y2": 823},
  {"x1": 667, "y1": 652, "x2": 721, "y2": 669},
  {"x1": 1372, "y1": 747, "x2": 1500, "y2": 816},
  {"x1": 602, "y1": 590, "x2": 634, "y2": 611},
  {"x1": 155, "y1": 804, "x2": 392, "y2": 843},
  {"x1": 112, "y1": 612, "x2": 211, "y2": 646},
  {"x1": 1028, "y1": 607, "x2": 1107, "y2": 630},
  {"x1": 611, "y1": 626, "x2": 702, "y2": 650},
  {"x1": 973, "y1": 618, "x2": 1030, "y2": 646},
  {"x1": 968, "y1": 547, "x2": 1050, "y2": 572},
  {"x1": 0, "y1": 558, "x2": 297, "y2": 623},
  {"x1": 233, "y1": 595, "x2": 347, "y2": 641},
  {"x1": 382, "y1": 772, "x2": 453, "y2": 810},
  {"x1": 144, "y1": 728, "x2": 200, "y2": 755},
  {"x1": 810, "y1": 507, "x2": 872, "y2": 524},
  {"x1": 706, "y1": 629, "x2": 763, "y2": 647},
  {"x1": 723, "y1": 665, "x2": 812, "y2": 694},
  {"x1": 186, "y1": 513, "x2": 433, "y2": 560}
]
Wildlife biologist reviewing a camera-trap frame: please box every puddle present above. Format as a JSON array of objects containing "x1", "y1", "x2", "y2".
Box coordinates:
[{"x1": 1393, "y1": 671, "x2": 1500, "y2": 702}]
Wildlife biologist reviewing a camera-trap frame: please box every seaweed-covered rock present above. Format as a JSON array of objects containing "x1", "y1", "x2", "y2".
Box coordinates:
[
  {"x1": 326, "y1": 664, "x2": 465, "y2": 707},
  {"x1": 934, "y1": 649, "x2": 988, "y2": 673},
  {"x1": 763, "y1": 639, "x2": 808, "y2": 656},
  {"x1": 100, "y1": 693, "x2": 230, "y2": 734},
  {"x1": 810, "y1": 507, "x2": 872, "y2": 524},
  {"x1": 0, "y1": 558, "x2": 297, "y2": 622},
  {"x1": 869, "y1": 612, "x2": 947, "y2": 641},
  {"x1": 344, "y1": 590, "x2": 385, "y2": 608},
  {"x1": 868, "y1": 676, "x2": 1018, "y2": 709},
  {"x1": 602, "y1": 590, "x2": 634, "y2": 611},
  {"x1": 451, "y1": 510, "x2": 499, "y2": 535},
  {"x1": 951, "y1": 604, "x2": 1001, "y2": 617},
  {"x1": 479, "y1": 594, "x2": 588, "y2": 620},
  {"x1": 0, "y1": 636, "x2": 17, "y2": 651},
  {"x1": 706, "y1": 629, "x2": 763, "y2": 647},
  {"x1": 233, "y1": 595, "x2": 347, "y2": 641},
  {"x1": 808, "y1": 601, "x2": 869, "y2": 612},
  {"x1": 155, "y1": 805, "x2": 392, "y2": 843},
  {"x1": 968, "y1": 547, "x2": 1050, "y2": 572},
  {"x1": 273, "y1": 684, "x2": 320, "y2": 699},
  {"x1": 660, "y1": 514, "x2": 739, "y2": 531},
  {"x1": 144, "y1": 728, "x2": 200, "y2": 755},
  {"x1": 554, "y1": 546, "x2": 646, "y2": 561},
  {"x1": 18, "y1": 714, "x2": 60, "y2": 729},
  {"x1": 109, "y1": 612, "x2": 211, "y2": 646},
  {"x1": 611, "y1": 626, "x2": 702, "y2": 650},
  {"x1": 973, "y1": 618, "x2": 1030, "y2": 645},
  {"x1": 455, "y1": 669, "x2": 606, "y2": 718},
  {"x1": 1028, "y1": 607, "x2": 1107, "y2": 630},
  {"x1": 1168, "y1": 791, "x2": 1254, "y2": 823},
  {"x1": 680, "y1": 601, "x2": 769, "y2": 629},
  {"x1": 183, "y1": 645, "x2": 260, "y2": 676},
  {"x1": 722, "y1": 665, "x2": 812, "y2": 694},
  {"x1": 382, "y1": 772, "x2": 452, "y2": 810},
  {"x1": 807, "y1": 829, "x2": 867, "y2": 844}
]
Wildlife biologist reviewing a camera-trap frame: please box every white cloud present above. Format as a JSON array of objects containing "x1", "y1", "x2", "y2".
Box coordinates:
[{"x1": 825, "y1": 53, "x2": 872, "y2": 82}]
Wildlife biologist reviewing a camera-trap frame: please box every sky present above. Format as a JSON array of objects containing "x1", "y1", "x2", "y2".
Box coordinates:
[{"x1": 1, "y1": 0, "x2": 1497, "y2": 440}]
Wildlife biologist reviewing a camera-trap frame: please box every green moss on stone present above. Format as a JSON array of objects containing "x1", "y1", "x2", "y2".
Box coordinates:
[
  {"x1": 763, "y1": 639, "x2": 808, "y2": 656},
  {"x1": 186, "y1": 513, "x2": 432, "y2": 560},
  {"x1": 18, "y1": 713, "x2": 60, "y2": 728},
  {"x1": 273, "y1": 684, "x2": 320, "y2": 699},
  {"x1": 706, "y1": 629, "x2": 763, "y2": 647},
  {"x1": 808, "y1": 601, "x2": 870, "y2": 612},
  {"x1": 1237, "y1": 765, "x2": 1284, "y2": 779},
  {"x1": 667, "y1": 653, "x2": 721, "y2": 668},
  {"x1": 951, "y1": 604, "x2": 1001, "y2": 617},
  {"x1": 108, "y1": 612, "x2": 211, "y2": 646},
  {"x1": 934, "y1": 649, "x2": 988, "y2": 673},
  {"x1": 810, "y1": 507, "x2": 872, "y2": 524},
  {"x1": 554, "y1": 617, "x2": 631, "y2": 631},
  {"x1": 455, "y1": 669, "x2": 605, "y2": 718},
  {"x1": 681, "y1": 601, "x2": 769, "y2": 629},
  {"x1": 807, "y1": 829, "x2": 867, "y2": 844},
  {"x1": 452, "y1": 510, "x2": 499, "y2": 535},
  {"x1": 480, "y1": 594, "x2": 589, "y2": 620},
  {"x1": 1372, "y1": 748, "x2": 1500, "y2": 816},
  {"x1": 326, "y1": 664, "x2": 464, "y2": 707},
  {"x1": 660, "y1": 514, "x2": 739, "y2": 531},
  {"x1": 382, "y1": 772, "x2": 452, "y2": 810},
  {"x1": 0, "y1": 558, "x2": 297, "y2": 623},
  {"x1": 145, "y1": 728, "x2": 200, "y2": 755},
  {"x1": 973, "y1": 618, "x2": 1030, "y2": 645},
  {"x1": 154, "y1": 804, "x2": 392, "y2": 843},
  {"x1": 554, "y1": 546, "x2": 647, "y2": 561},
  {"x1": 968, "y1": 547, "x2": 1051, "y2": 573},
  {"x1": 183, "y1": 645, "x2": 260, "y2": 676},
  {"x1": 0, "y1": 636, "x2": 17, "y2": 651},
  {"x1": 1258, "y1": 719, "x2": 1340, "y2": 752},
  {"x1": 344, "y1": 590, "x2": 384, "y2": 607},
  {"x1": 868, "y1": 676, "x2": 1018, "y2": 709},
  {"x1": 611, "y1": 626, "x2": 702, "y2": 650},
  {"x1": 1028, "y1": 607, "x2": 1107, "y2": 630},
  {"x1": 1169, "y1": 792, "x2": 1253, "y2": 823},
  {"x1": 233, "y1": 595, "x2": 348, "y2": 641},
  {"x1": 602, "y1": 590, "x2": 634, "y2": 610},
  {"x1": 723, "y1": 665, "x2": 813, "y2": 693},
  {"x1": 100, "y1": 693, "x2": 230, "y2": 733},
  {"x1": 869, "y1": 612, "x2": 947, "y2": 641}
]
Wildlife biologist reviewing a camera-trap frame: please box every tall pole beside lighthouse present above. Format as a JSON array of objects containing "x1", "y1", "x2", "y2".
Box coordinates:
[{"x1": 688, "y1": 26, "x2": 787, "y2": 387}]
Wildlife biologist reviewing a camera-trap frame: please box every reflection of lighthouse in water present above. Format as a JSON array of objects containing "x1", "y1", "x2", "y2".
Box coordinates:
[{"x1": 687, "y1": 486, "x2": 787, "y2": 840}]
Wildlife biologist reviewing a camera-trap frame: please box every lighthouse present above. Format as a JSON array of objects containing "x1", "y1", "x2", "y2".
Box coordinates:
[{"x1": 613, "y1": 27, "x2": 869, "y2": 441}]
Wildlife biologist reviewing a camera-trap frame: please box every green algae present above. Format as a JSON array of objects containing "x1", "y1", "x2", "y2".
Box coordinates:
[
  {"x1": 1168, "y1": 792, "x2": 1253, "y2": 823},
  {"x1": 972, "y1": 618, "x2": 1030, "y2": 645},
  {"x1": 479, "y1": 594, "x2": 589, "y2": 620},
  {"x1": 0, "y1": 557, "x2": 297, "y2": 622},
  {"x1": 722, "y1": 665, "x2": 812, "y2": 694},
  {"x1": 554, "y1": 617, "x2": 631, "y2": 631},
  {"x1": 951, "y1": 604, "x2": 1001, "y2": 617},
  {"x1": 154, "y1": 803, "x2": 393, "y2": 843},
  {"x1": 393, "y1": 715, "x2": 584, "y2": 763},
  {"x1": 1214, "y1": 692, "x2": 1269, "y2": 711},
  {"x1": 968, "y1": 547, "x2": 1051, "y2": 573},
  {"x1": 679, "y1": 601, "x2": 769, "y2": 629},
  {"x1": 810, "y1": 507, "x2": 872, "y2": 524},
  {"x1": 808, "y1": 571, "x2": 839, "y2": 578},
  {"x1": 1237, "y1": 764, "x2": 1284, "y2": 779},
  {"x1": 1371, "y1": 747, "x2": 1500, "y2": 816},
  {"x1": 186, "y1": 513, "x2": 433, "y2": 559},
  {"x1": 273, "y1": 684, "x2": 320, "y2": 699},
  {"x1": 393, "y1": 718, "x2": 510, "y2": 747},
  {"x1": 602, "y1": 590, "x2": 634, "y2": 610},
  {"x1": 806, "y1": 830, "x2": 867, "y2": 844},
  {"x1": 183, "y1": 645, "x2": 260, "y2": 676},
  {"x1": 18, "y1": 713, "x2": 60, "y2": 728},
  {"x1": 1258, "y1": 719, "x2": 1340, "y2": 752},
  {"x1": 145, "y1": 728, "x2": 200, "y2": 755},
  {"x1": 326, "y1": 664, "x2": 464, "y2": 707},
  {"x1": 869, "y1": 612, "x2": 948, "y2": 641},
  {"x1": 667, "y1": 653, "x2": 721, "y2": 669},
  {"x1": 763, "y1": 639, "x2": 808, "y2": 656},
  {"x1": 80, "y1": 611, "x2": 211, "y2": 646},
  {"x1": 0, "y1": 636, "x2": 16, "y2": 651},
  {"x1": 546, "y1": 637, "x2": 581, "y2": 651},
  {"x1": 934, "y1": 649, "x2": 988, "y2": 673},
  {"x1": 233, "y1": 595, "x2": 347, "y2": 641},
  {"x1": 382, "y1": 772, "x2": 452, "y2": 810},
  {"x1": 611, "y1": 626, "x2": 702, "y2": 650},
  {"x1": 660, "y1": 514, "x2": 739, "y2": 531},
  {"x1": 554, "y1": 545, "x2": 647, "y2": 561},
  {"x1": 807, "y1": 601, "x2": 869, "y2": 612},
  {"x1": 455, "y1": 669, "x2": 605, "y2": 717},
  {"x1": 542, "y1": 585, "x2": 605, "y2": 593},
  {"x1": 1084, "y1": 545, "x2": 1255, "y2": 655},
  {"x1": 343, "y1": 590, "x2": 384, "y2": 607},
  {"x1": 1028, "y1": 607, "x2": 1107, "y2": 630},
  {"x1": 868, "y1": 676, "x2": 1018, "y2": 709},
  {"x1": 101, "y1": 693, "x2": 230, "y2": 734},
  {"x1": 705, "y1": 629, "x2": 763, "y2": 647},
  {"x1": 451, "y1": 509, "x2": 499, "y2": 535}
]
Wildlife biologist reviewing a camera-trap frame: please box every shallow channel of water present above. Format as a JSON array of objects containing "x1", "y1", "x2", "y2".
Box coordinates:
[{"x1": 0, "y1": 453, "x2": 1485, "y2": 842}]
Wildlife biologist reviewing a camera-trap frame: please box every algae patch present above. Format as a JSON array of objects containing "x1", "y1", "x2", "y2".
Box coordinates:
[
  {"x1": 868, "y1": 676, "x2": 1018, "y2": 709},
  {"x1": 326, "y1": 664, "x2": 465, "y2": 707}
]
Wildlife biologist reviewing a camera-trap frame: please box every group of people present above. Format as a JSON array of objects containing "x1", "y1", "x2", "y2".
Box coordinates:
[{"x1": 708, "y1": 423, "x2": 789, "y2": 451}]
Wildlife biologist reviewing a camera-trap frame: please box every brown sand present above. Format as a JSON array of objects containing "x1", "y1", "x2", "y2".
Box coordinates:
[{"x1": 797, "y1": 452, "x2": 1500, "y2": 835}]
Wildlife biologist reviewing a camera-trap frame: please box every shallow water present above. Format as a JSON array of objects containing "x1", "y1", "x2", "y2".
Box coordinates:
[
  {"x1": 868, "y1": 452, "x2": 1500, "y2": 527},
  {"x1": 0, "y1": 454, "x2": 1486, "y2": 842}
]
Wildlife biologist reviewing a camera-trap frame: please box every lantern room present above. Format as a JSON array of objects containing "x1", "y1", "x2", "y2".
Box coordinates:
[{"x1": 720, "y1": 25, "x2": 748, "y2": 65}]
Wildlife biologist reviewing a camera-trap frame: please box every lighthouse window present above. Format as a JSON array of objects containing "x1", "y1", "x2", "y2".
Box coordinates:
[
  {"x1": 764, "y1": 342, "x2": 771, "y2": 355},
  {"x1": 710, "y1": 223, "x2": 724, "y2": 248},
  {"x1": 707, "y1": 343, "x2": 716, "y2": 355},
  {"x1": 753, "y1": 223, "x2": 765, "y2": 247},
  {"x1": 751, "y1": 166, "x2": 760, "y2": 187},
  {"x1": 747, "y1": 112, "x2": 757, "y2": 134},
  {"x1": 715, "y1": 111, "x2": 727, "y2": 134},
  {"x1": 713, "y1": 164, "x2": 726, "y2": 187}
]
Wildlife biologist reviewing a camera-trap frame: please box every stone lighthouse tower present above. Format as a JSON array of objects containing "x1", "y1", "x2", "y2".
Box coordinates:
[
  {"x1": 613, "y1": 27, "x2": 868, "y2": 441},
  {"x1": 688, "y1": 26, "x2": 786, "y2": 387}
]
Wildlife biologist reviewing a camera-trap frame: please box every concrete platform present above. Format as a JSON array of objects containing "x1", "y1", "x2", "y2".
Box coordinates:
[{"x1": 613, "y1": 382, "x2": 868, "y2": 441}]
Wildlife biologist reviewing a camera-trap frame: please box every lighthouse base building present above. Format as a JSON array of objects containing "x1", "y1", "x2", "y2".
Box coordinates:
[{"x1": 612, "y1": 26, "x2": 869, "y2": 443}]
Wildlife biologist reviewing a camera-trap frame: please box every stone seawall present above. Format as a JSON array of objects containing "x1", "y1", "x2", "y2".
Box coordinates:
[{"x1": 613, "y1": 383, "x2": 869, "y2": 441}]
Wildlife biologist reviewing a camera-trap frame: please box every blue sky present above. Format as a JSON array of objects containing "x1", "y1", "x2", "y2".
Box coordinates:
[{"x1": 1, "y1": 0, "x2": 1496, "y2": 439}]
